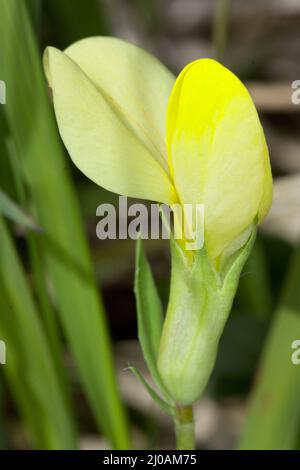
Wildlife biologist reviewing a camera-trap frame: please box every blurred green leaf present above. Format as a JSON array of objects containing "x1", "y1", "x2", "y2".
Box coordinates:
[
  {"x1": 213, "y1": 0, "x2": 231, "y2": 61},
  {"x1": 0, "y1": 0, "x2": 129, "y2": 449},
  {"x1": 130, "y1": 0, "x2": 160, "y2": 33},
  {"x1": 239, "y1": 247, "x2": 300, "y2": 449},
  {"x1": 210, "y1": 314, "x2": 267, "y2": 396},
  {"x1": 0, "y1": 217, "x2": 77, "y2": 449},
  {"x1": 0, "y1": 189, "x2": 39, "y2": 230},
  {"x1": 2, "y1": 116, "x2": 74, "y2": 430},
  {"x1": 0, "y1": 377, "x2": 6, "y2": 449},
  {"x1": 44, "y1": 0, "x2": 110, "y2": 48},
  {"x1": 236, "y1": 237, "x2": 273, "y2": 318},
  {"x1": 26, "y1": 0, "x2": 43, "y2": 31}
]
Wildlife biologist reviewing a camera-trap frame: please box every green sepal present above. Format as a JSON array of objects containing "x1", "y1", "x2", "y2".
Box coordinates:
[
  {"x1": 158, "y1": 229, "x2": 257, "y2": 405},
  {"x1": 127, "y1": 366, "x2": 174, "y2": 417},
  {"x1": 134, "y1": 238, "x2": 171, "y2": 400}
]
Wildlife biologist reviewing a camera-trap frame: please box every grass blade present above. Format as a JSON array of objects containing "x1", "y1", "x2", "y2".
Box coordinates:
[
  {"x1": 0, "y1": 217, "x2": 77, "y2": 449},
  {"x1": 213, "y1": 0, "x2": 231, "y2": 61},
  {"x1": 44, "y1": 0, "x2": 110, "y2": 47},
  {"x1": 239, "y1": 247, "x2": 300, "y2": 449},
  {"x1": 237, "y1": 237, "x2": 273, "y2": 318},
  {"x1": 0, "y1": 0, "x2": 129, "y2": 448},
  {"x1": 0, "y1": 189, "x2": 39, "y2": 230}
]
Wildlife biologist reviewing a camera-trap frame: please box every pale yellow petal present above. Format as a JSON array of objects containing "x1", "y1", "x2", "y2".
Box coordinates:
[
  {"x1": 65, "y1": 36, "x2": 175, "y2": 175},
  {"x1": 44, "y1": 46, "x2": 176, "y2": 204}
]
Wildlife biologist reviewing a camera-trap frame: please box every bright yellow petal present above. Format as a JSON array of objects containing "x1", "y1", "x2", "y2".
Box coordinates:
[
  {"x1": 258, "y1": 137, "x2": 273, "y2": 222},
  {"x1": 167, "y1": 58, "x2": 272, "y2": 261},
  {"x1": 44, "y1": 45, "x2": 176, "y2": 204}
]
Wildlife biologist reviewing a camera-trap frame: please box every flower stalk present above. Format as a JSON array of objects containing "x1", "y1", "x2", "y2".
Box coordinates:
[{"x1": 174, "y1": 405, "x2": 195, "y2": 450}]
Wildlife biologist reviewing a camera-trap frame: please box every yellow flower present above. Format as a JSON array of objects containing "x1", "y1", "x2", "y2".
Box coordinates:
[
  {"x1": 44, "y1": 36, "x2": 274, "y2": 407},
  {"x1": 44, "y1": 37, "x2": 272, "y2": 265}
]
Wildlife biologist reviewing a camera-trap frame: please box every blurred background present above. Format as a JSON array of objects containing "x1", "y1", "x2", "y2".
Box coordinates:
[{"x1": 0, "y1": 0, "x2": 300, "y2": 450}]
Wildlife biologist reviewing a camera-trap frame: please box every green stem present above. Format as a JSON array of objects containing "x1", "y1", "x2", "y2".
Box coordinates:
[
  {"x1": 212, "y1": 0, "x2": 231, "y2": 61},
  {"x1": 174, "y1": 405, "x2": 195, "y2": 450}
]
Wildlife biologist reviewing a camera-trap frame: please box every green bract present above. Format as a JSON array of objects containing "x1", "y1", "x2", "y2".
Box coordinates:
[{"x1": 158, "y1": 231, "x2": 256, "y2": 405}]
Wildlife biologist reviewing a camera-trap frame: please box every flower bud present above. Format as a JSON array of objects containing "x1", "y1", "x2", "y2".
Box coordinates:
[{"x1": 158, "y1": 233, "x2": 256, "y2": 405}]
